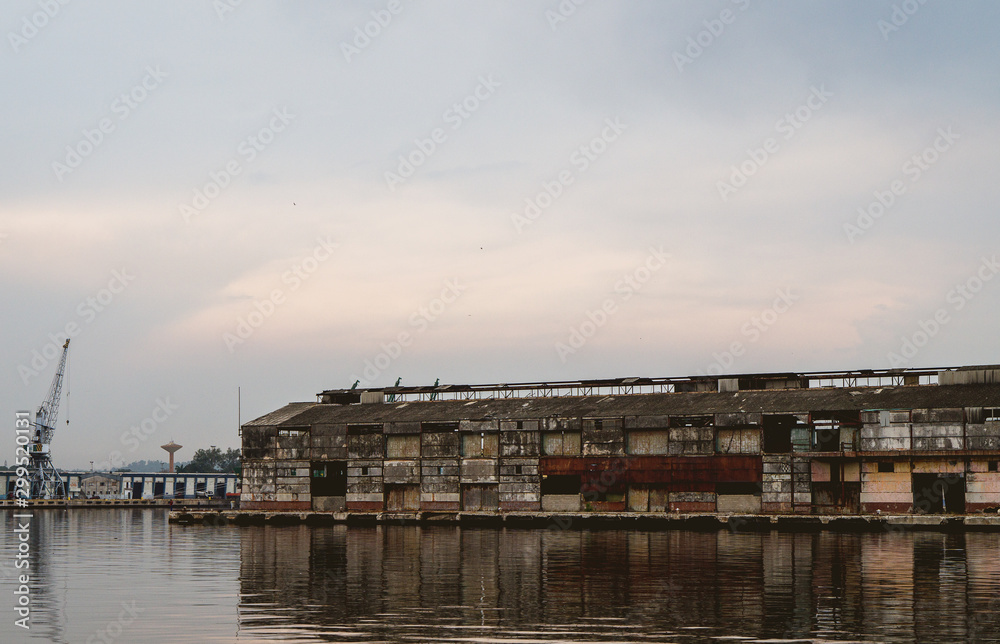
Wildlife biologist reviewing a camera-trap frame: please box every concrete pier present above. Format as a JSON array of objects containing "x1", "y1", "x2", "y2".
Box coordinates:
[
  {"x1": 169, "y1": 509, "x2": 1000, "y2": 531},
  {"x1": 1, "y1": 498, "x2": 230, "y2": 509}
]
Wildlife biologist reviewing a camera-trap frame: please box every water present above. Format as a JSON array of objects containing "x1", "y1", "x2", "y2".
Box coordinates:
[{"x1": 1, "y1": 510, "x2": 999, "y2": 643}]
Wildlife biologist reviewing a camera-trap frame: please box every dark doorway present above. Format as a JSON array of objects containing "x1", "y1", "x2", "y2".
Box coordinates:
[
  {"x1": 913, "y1": 473, "x2": 965, "y2": 514},
  {"x1": 131, "y1": 481, "x2": 143, "y2": 499},
  {"x1": 541, "y1": 474, "x2": 581, "y2": 495},
  {"x1": 153, "y1": 481, "x2": 165, "y2": 498},
  {"x1": 174, "y1": 480, "x2": 186, "y2": 498},
  {"x1": 215, "y1": 480, "x2": 227, "y2": 498},
  {"x1": 763, "y1": 415, "x2": 796, "y2": 453},
  {"x1": 311, "y1": 461, "x2": 347, "y2": 497}
]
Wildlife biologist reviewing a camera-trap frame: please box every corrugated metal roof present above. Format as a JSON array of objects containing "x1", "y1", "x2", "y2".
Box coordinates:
[
  {"x1": 255, "y1": 383, "x2": 1000, "y2": 427},
  {"x1": 244, "y1": 402, "x2": 318, "y2": 427}
]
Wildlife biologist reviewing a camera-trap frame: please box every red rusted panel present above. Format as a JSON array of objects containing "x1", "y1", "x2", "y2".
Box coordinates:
[
  {"x1": 541, "y1": 455, "x2": 762, "y2": 483},
  {"x1": 589, "y1": 501, "x2": 626, "y2": 512},
  {"x1": 540, "y1": 457, "x2": 626, "y2": 474},
  {"x1": 420, "y1": 501, "x2": 460, "y2": 511},
  {"x1": 346, "y1": 501, "x2": 383, "y2": 511},
  {"x1": 500, "y1": 501, "x2": 541, "y2": 511},
  {"x1": 671, "y1": 501, "x2": 715, "y2": 512}
]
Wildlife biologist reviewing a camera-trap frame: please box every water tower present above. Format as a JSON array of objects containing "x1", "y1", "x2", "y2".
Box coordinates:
[{"x1": 161, "y1": 441, "x2": 182, "y2": 473}]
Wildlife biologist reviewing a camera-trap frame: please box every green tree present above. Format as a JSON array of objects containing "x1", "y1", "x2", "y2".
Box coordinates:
[{"x1": 178, "y1": 447, "x2": 240, "y2": 473}]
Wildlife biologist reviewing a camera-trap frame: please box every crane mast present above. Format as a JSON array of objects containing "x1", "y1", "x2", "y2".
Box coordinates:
[{"x1": 28, "y1": 339, "x2": 70, "y2": 499}]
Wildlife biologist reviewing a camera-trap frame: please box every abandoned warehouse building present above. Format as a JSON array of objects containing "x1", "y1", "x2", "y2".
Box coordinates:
[{"x1": 240, "y1": 365, "x2": 1000, "y2": 515}]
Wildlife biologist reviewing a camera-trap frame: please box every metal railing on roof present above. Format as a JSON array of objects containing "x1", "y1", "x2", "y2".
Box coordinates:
[{"x1": 318, "y1": 366, "x2": 955, "y2": 403}]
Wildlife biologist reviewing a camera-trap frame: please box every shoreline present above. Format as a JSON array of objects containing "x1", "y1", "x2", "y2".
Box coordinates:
[{"x1": 167, "y1": 509, "x2": 1000, "y2": 532}]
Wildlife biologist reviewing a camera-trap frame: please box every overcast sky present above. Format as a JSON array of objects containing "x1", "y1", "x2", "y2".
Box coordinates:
[{"x1": 2, "y1": 0, "x2": 999, "y2": 470}]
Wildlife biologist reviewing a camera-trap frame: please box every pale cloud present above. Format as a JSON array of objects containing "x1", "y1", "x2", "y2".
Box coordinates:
[{"x1": 3, "y1": 0, "x2": 999, "y2": 468}]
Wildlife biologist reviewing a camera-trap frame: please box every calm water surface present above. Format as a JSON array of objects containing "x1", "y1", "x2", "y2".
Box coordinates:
[{"x1": 1, "y1": 509, "x2": 998, "y2": 643}]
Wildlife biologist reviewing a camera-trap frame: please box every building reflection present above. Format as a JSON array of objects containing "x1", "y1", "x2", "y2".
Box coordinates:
[{"x1": 237, "y1": 525, "x2": 1000, "y2": 642}]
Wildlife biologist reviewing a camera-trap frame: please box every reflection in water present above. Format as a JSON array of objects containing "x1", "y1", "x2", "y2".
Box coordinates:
[
  {"x1": 1, "y1": 510, "x2": 998, "y2": 643},
  {"x1": 238, "y1": 525, "x2": 1000, "y2": 643}
]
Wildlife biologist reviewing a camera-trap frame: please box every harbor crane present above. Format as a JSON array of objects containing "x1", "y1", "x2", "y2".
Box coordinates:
[{"x1": 28, "y1": 339, "x2": 70, "y2": 499}]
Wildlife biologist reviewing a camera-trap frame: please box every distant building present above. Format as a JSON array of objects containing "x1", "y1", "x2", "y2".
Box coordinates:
[
  {"x1": 1, "y1": 471, "x2": 237, "y2": 500},
  {"x1": 241, "y1": 365, "x2": 1000, "y2": 515},
  {"x1": 80, "y1": 473, "x2": 121, "y2": 498}
]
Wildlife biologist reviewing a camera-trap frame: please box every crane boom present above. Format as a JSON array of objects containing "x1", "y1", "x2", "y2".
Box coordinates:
[
  {"x1": 28, "y1": 338, "x2": 70, "y2": 499},
  {"x1": 34, "y1": 339, "x2": 70, "y2": 445}
]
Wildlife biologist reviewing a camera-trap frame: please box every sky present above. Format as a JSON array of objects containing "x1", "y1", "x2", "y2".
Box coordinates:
[{"x1": 2, "y1": 0, "x2": 999, "y2": 470}]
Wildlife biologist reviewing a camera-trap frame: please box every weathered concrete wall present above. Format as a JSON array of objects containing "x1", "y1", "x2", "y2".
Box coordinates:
[
  {"x1": 542, "y1": 494, "x2": 580, "y2": 512},
  {"x1": 669, "y1": 491, "x2": 715, "y2": 512},
  {"x1": 762, "y1": 455, "x2": 792, "y2": 513},
  {"x1": 348, "y1": 432, "x2": 385, "y2": 459},
  {"x1": 421, "y1": 458, "x2": 460, "y2": 509},
  {"x1": 967, "y1": 422, "x2": 1000, "y2": 450},
  {"x1": 461, "y1": 432, "x2": 499, "y2": 457},
  {"x1": 626, "y1": 487, "x2": 669, "y2": 512},
  {"x1": 626, "y1": 429, "x2": 668, "y2": 455},
  {"x1": 860, "y1": 423, "x2": 911, "y2": 451},
  {"x1": 310, "y1": 423, "x2": 347, "y2": 460},
  {"x1": 422, "y1": 430, "x2": 460, "y2": 458},
  {"x1": 347, "y1": 459, "x2": 382, "y2": 510},
  {"x1": 792, "y1": 457, "x2": 811, "y2": 513},
  {"x1": 460, "y1": 458, "x2": 498, "y2": 484},
  {"x1": 460, "y1": 483, "x2": 499, "y2": 511},
  {"x1": 716, "y1": 428, "x2": 762, "y2": 454},
  {"x1": 583, "y1": 418, "x2": 624, "y2": 456},
  {"x1": 240, "y1": 460, "x2": 275, "y2": 506},
  {"x1": 383, "y1": 459, "x2": 419, "y2": 484},
  {"x1": 386, "y1": 434, "x2": 419, "y2": 458},
  {"x1": 911, "y1": 459, "x2": 964, "y2": 474},
  {"x1": 717, "y1": 494, "x2": 761, "y2": 513},
  {"x1": 500, "y1": 425, "x2": 540, "y2": 457},
  {"x1": 668, "y1": 426, "x2": 714, "y2": 455},
  {"x1": 541, "y1": 431, "x2": 581, "y2": 455},
  {"x1": 967, "y1": 460, "x2": 1000, "y2": 510},
  {"x1": 275, "y1": 433, "x2": 310, "y2": 461},
  {"x1": 312, "y1": 495, "x2": 345, "y2": 511},
  {"x1": 912, "y1": 423, "x2": 964, "y2": 450},
  {"x1": 860, "y1": 461, "x2": 911, "y2": 513},
  {"x1": 499, "y1": 457, "x2": 540, "y2": 510}
]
